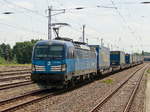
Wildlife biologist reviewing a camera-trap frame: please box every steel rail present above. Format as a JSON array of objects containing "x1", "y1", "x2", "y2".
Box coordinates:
[
  {"x1": 0, "y1": 89, "x2": 61, "y2": 112},
  {"x1": 89, "y1": 64, "x2": 146, "y2": 112},
  {"x1": 0, "y1": 71, "x2": 31, "y2": 77},
  {"x1": 0, "y1": 89, "x2": 47, "y2": 105},
  {"x1": 0, "y1": 89, "x2": 49, "y2": 112},
  {"x1": 0, "y1": 74, "x2": 31, "y2": 82},
  {"x1": 0, "y1": 80, "x2": 33, "y2": 90},
  {"x1": 0, "y1": 64, "x2": 146, "y2": 112},
  {"x1": 0, "y1": 69, "x2": 31, "y2": 73},
  {"x1": 0, "y1": 76, "x2": 95, "y2": 112},
  {"x1": 123, "y1": 66, "x2": 148, "y2": 112}
]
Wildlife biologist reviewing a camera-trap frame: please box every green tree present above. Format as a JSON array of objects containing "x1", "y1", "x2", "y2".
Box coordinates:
[
  {"x1": 13, "y1": 40, "x2": 38, "y2": 64},
  {"x1": 0, "y1": 47, "x2": 2, "y2": 57},
  {"x1": 0, "y1": 43, "x2": 13, "y2": 61}
]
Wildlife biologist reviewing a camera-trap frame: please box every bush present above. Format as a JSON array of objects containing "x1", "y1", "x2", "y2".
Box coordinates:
[{"x1": 0, "y1": 57, "x2": 7, "y2": 64}]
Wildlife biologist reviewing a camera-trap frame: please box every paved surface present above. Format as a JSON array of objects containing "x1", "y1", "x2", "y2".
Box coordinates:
[{"x1": 146, "y1": 71, "x2": 150, "y2": 112}]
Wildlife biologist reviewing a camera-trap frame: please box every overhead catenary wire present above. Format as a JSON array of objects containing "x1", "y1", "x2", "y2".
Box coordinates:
[
  {"x1": 1, "y1": 0, "x2": 116, "y2": 39},
  {"x1": 53, "y1": 17, "x2": 98, "y2": 41},
  {"x1": 0, "y1": 20, "x2": 46, "y2": 36},
  {"x1": 0, "y1": 1, "x2": 48, "y2": 24},
  {"x1": 52, "y1": 2, "x2": 113, "y2": 38},
  {"x1": 109, "y1": 0, "x2": 143, "y2": 52},
  {"x1": 110, "y1": 0, "x2": 143, "y2": 42},
  {"x1": 0, "y1": 0, "x2": 48, "y2": 26},
  {"x1": 2, "y1": 0, "x2": 47, "y2": 18},
  {"x1": 0, "y1": 0, "x2": 48, "y2": 40},
  {"x1": 0, "y1": 0, "x2": 145, "y2": 52},
  {"x1": 52, "y1": 18, "x2": 92, "y2": 40},
  {"x1": 47, "y1": 1, "x2": 119, "y2": 46}
]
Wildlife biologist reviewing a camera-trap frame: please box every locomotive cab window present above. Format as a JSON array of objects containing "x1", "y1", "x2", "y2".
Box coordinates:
[
  {"x1": 34, "y1": 45, "x2": 48, "y2": 58},
  {"x1": 34, "y1": 45, "x2": 64, "y2": 59},
  {"x1": 48, "y1": 46, "x2": 64, "y2": 59}
]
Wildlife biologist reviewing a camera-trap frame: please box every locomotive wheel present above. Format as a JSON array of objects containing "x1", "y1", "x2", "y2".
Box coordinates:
[
  {"x1": 70, "y1": 79, "x2": 75, "y2": 87},
  {"x1": 63, "y1": 84, "x2": 68, "y2": 89},
  {"x1": 89, "y1": 75, "x2": 94, "y2": 81},
  {"x1": 62, "y1": 81, "x2": 69, "y2": 89}
]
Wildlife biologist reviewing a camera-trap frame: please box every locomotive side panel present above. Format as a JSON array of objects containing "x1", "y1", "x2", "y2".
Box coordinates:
[{"x1": 73, "y1": 47, "x2": 97, "y2": 77}]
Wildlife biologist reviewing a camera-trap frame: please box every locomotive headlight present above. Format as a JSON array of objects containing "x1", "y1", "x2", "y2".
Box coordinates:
[{"x1": 61, "y1": 64, "x2": 66, "y2": 71}]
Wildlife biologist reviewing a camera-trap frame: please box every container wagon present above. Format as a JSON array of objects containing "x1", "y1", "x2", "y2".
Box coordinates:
[
  {"x1": 110, "y1": 51, "x2": 126, "y2": 71},
  {"x1": 125, "y1": 54, "x2": 132, "y2": 68},
  {"x1": 89, "y1": 45, "x2": 111, "y2": 75},
  {"x1": 140, "y1": 55, "x2": 144, "y2": 64},
  {"x1": 131, "y1": 54, "x2": 137, "y2": 66}
]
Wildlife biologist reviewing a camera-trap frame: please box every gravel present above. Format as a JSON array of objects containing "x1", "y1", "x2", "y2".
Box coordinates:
[
  {"x1": 0, "y1": 65, "x2": 31, "y2": 90},
  {"x1": 129, "y1": 66, "x2": 148, "y2": 112},
  {"x1": 11, "y1": 64, "x2": 145, "y2": 112},
  {"x1": 0, "y1": 83, "x2": 41, "y2": 102},
  {"x1": 97, "y1": 64, "x2": 147, "y2": 112},
  {"x1": 0, "y1": 79, "x2": 31, "y2": 86}
]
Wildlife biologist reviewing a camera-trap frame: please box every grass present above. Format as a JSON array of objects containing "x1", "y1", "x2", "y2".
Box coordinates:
[
  {"x1": 147, "y1": 69, "x2": 150, "y2": 74},
  {"x1": 102, "y1": 78, "x2": 114, "y2": 84},
  {"x1": 0, "y1": 64, "x2": 31, "y2": 66},
  {"x1": 145, "y1": 69, "x2": 150, "y2": 76}
]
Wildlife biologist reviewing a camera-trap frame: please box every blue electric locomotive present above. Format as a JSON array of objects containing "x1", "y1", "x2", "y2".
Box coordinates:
[{"x1": 31, "y1": 38, "x2": 97, "y2": 88}]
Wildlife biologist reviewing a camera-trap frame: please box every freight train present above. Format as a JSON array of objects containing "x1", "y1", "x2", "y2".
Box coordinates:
[{"x1": 31, "y1": 38, "x2": 144, "y2": 88}]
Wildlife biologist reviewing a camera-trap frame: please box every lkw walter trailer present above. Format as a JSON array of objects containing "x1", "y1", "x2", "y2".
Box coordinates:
[
  {"x1": 110, "y1": 51, "x2": 126, "y2": 71},
  {"x1": 89, "y1": 45, "x2": 111, "y2": 75}
]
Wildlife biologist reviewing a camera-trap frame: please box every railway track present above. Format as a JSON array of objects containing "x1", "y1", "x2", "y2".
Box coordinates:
[
  {"x1": 0, "y1": 74, "x2": 31, "y2": 82},
  {"x1": 0, "y1": 69, "x2": 31, "y2": 73},
  {"x1": 0, "y1": 70, "x2": 31, "y2": 77},
  {"x1": 90, "y1": 64, "x2": 147, "y2": 112},
  {"x1": 0, "y1": 89, "x2": 51, "y2": 112},
  {"x1": 0, "y1": 65, "x2": 146, "y2": 112},
  {"x1": 0, "y1": 75, "x2": 97, "y2": 112},
  {"x1": 0, "y1": 87, "x2": 69, "y2": 112},
  {"x1": 0, "y1": 80, "x2": 33, "y2": 90},
  {"x1": 123, "y1": 66, "x2": 147, "y2": 112}
]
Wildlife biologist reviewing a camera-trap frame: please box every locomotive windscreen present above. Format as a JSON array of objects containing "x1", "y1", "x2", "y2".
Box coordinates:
[{"x1": 34, "y1": 45, "x2": 64, "y2": 59}]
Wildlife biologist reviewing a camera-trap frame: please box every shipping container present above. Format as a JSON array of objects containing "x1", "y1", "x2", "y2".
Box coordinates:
[
  {"x1": 89, "y1": 45, "x2": 110, "y2": 71},
  {"x1": 110, "y1": 51, "x2": 125, "y2": 66},
  {"x1": 125, "y1": 54, "x2": 132, "y2": 64},
  {"x1": 132, "y1": 53, "x2": 141, "y2": 64},
  {"x1": 131, "y1": 54, "x2": 136, "y2": 64},
  {"x1": 136, "y1": 55, "x2": 143, "y2": 64}
]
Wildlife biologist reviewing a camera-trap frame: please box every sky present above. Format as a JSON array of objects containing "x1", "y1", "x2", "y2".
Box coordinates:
[{"x1": 0, "y1": 0, "x2": 150, "y2": 53}]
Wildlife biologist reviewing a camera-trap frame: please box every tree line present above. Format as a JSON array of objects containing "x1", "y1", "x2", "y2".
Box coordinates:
[
  {"x1": 0, "y1": 39, "x2": 39, "y2": 64},
  {"x1": 0, "y1": 39, "x2": 147, "y2": 64}
]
